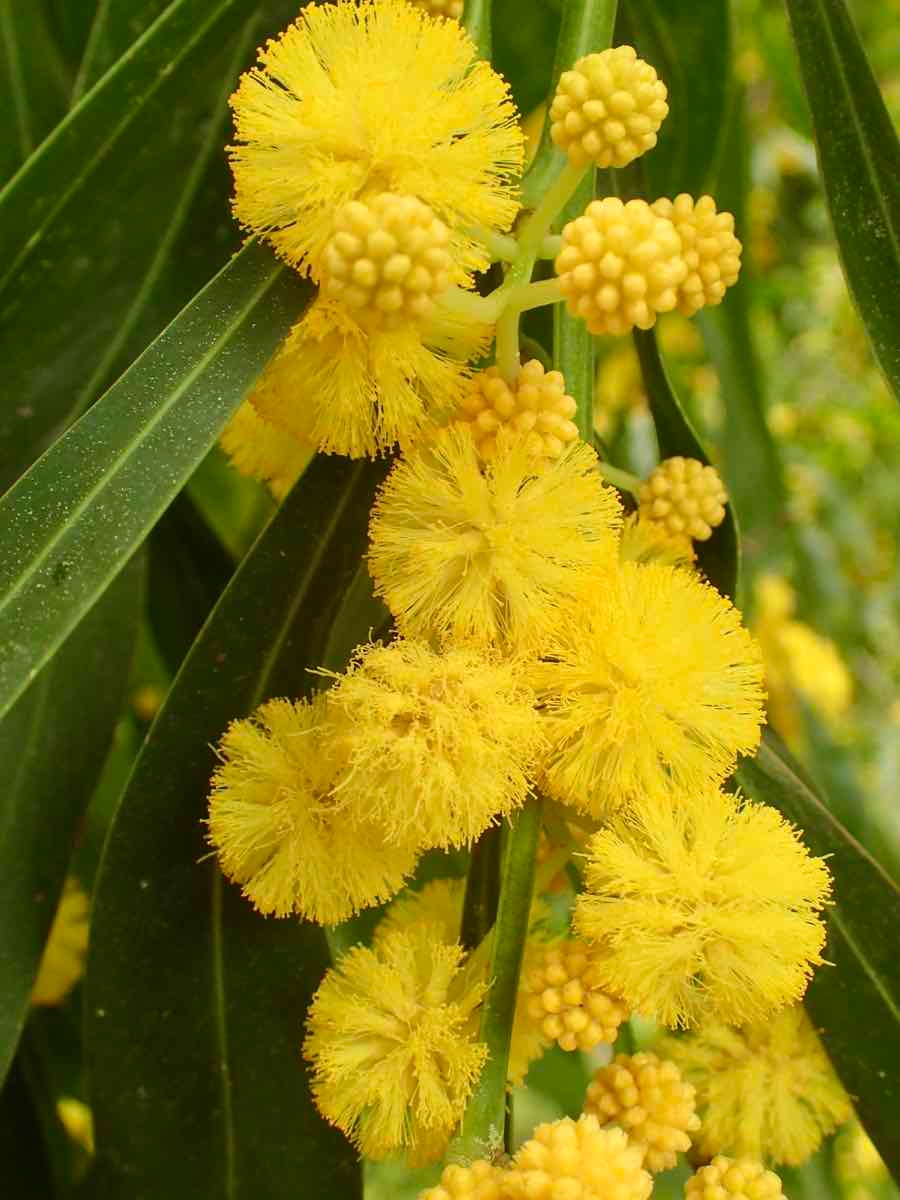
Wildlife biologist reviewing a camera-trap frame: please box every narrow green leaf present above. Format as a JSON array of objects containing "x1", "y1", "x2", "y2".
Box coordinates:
[
  {"x1": 462, "y1": 0, "x2": 491, "y2": 59},
  {"x1": 72, "y1": 0, "x2": 173, "y2": 101},
  {"x1": 0, "y1": 555, "x2": 142, "y2": 1086},
  {"x1": 0, "y1": 242, "x2": 308, "y2": 722},
  {"x1": 626, "y1": 0, "x2": 732, "y2": 199},
  {"x1": 784, "y1": 0, "x2": 900, "y2": 403},
  {"x1": 48, "y1": 0, "x2": 99, "y2": 74},
  {"x1": 0, "y1": 0, "x2": 264, "y2": 484},
  {"x1": 0, "y1": 0, "x2": 70, "y2": 182},
  {"x1": 633, "y1": 328, "x2": 740, "y2": 601},
  {"x1": 490, "y1": 0, "x2": 560, "y2": 118},
  {"x1": 738, "y1": 734, "x2": 900, "y2": 1178},
  {"x1": 86, "y1": 456, "x2": 385, "y2": 1198}
]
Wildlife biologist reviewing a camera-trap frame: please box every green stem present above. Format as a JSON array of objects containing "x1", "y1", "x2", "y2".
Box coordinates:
[
  {"x1": 597, "y1": 460, "x2": 642, "y2": 495},
  {"x1": 439, "y1": 285, "x2": 500, "y2": 324},
  {"x1": 460, "y1": 824, "x2": 503, "y2": 954},
  {"x1": 554, "y1": 167, "x2": 597, "y2": 441},
  {"x1": 454, "y1": 799, "x2": 543, "y2": 1159},
  {"x1": 506, "y1": 277, "x2": 564, "y2": 314}
]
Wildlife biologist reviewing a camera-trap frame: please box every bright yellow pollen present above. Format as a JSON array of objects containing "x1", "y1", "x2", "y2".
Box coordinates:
[
  {"x1": 505, "y1": 1115, "x2": 653, "y2": 1200},
  {"x1": 575, "y1": 788, "x2": 832, "y2": 1029},
  {"x1": 30, "y1": 879, "x2": 90, "y2": 1007},
  {"x1": 686, "y1": 1156, "x2": 785, "y2": 1200},
  {"x1": 304, "y1": 923, "x2": 488, "y2": 1166},
  {"x1": 550, "y1": 45, "x2": 668, "y2": 168},
  {"x1": 207, "y1": 695, "x2": 416, "y2": 923},
  {"x1": 325, "y1": 639, "x2": 544, "y2": 849},
  {"x1": 455, "y1": 360, "x2": 579, "y2": 462},
  {"x1": 368, "y1": 426, "x2": 622, "y2": 651},
  {"x1": 652, "y1": 194, "x2": 742, "y2": 316},
  {"x1": 219, "y1": 399, "x2": 313, "y2": 500},
  {"x1": 555, "y1": 198, "x2": 687, "y2": 336},
  {"x1": 420, "y1": 1159, "x2": 506, "y2": 1200},
  {"x1": 584, "y1": 1052, "x2": 701, "y2": 1172},
  {"x1": 522, "y1": 938, "x2": 628, "y2": 1053},
  {"x1": 617, "y1": 512, "x2": 695, "y2": 567},
  {"x1": 638, "y1": 455, "x2": 728, "y2": 542},
  {"x1": 229, "y1": 0, "x2": 523, "y2": 279},
  {"x1": 534, "y1": 562, "x2": 766, "y2": 816},
  {"x1": 660, "y1": 1005, "x2": 852, "y2": 1165},
  {"x1": 321, "y1": 192, "x2": 452, "y2": 331}
]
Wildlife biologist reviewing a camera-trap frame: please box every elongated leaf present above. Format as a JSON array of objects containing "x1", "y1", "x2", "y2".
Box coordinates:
[
  {"x1": 784, "y1": 0, "x2": 900, "y2": 403},
  {"x1": 0, "y1": 0, "x2": 70, "y2": 183},
  {"x1": 71, "y1": 0, "x2": 172, "y2": 100},
  {"x1": 0, "y1": 555, "x2": 142, "y2": 1086},
  {"x1": 48, "y1": 0, "x2": 99, "y2": 74},
  {"x1": 626, "y1": 0, "x2": 731, "y2": 199},
  {"x1": 0, "y1": 0, "x2": 266, "y2": 484},
  {"x1": 0, "y1": 241, "x2": 308, "y2": 722},
  {"x1": 86, "y1": 456, "x2": 386, "y2": 1198},
  {"x1": 633, "y1": 328, "x2": 739, "y2": 600},
  {"x1": 738, "y1": 735, "x2": 900, "y2": 1177}
]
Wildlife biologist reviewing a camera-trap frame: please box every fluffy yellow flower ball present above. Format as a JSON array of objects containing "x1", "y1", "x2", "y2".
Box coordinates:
[
  {"x1": 617, "y1": 513, "x2": 695, "y2": 567},
  {"x1": 325, "y1": 639, "x2": 544, "y2": 849},
  {"x1": 304, "y1": 924, "x2": 487, "y2": 1166},
  {"x1": 652, "y1": 194, "x2": 742, "y2": 316},
  {"x1": 584, "y1": 1052, "x2": 700, "y2": 1172},
  {"x1": 320, "y1": 192, "x2": 453, "y2": 331},
  {"x1": 534, "y1": 562, "x2": 765, "y2": 816},
  {"x1": 368, "y1": 427, "x2": 622, "y2": 651},
  {"x1": 638, "y1": 456, "x2": 728, "y2": 542},
  {"x1": 555, "y1": 197, "x2": 687, "y2": 336},
  {"x1": 504, "y1": 1115, "x2": 652, "y2": 1200},
  {"x1": 420, "y1": 1159, "x2": 506, "y2": 1200},
  {"x1": 455, "y1": 360, "x2": 579, "y2": 462},
  {"x1": 207, "y1": 695, "x2": 415, "y2": 923},
  {"x1": 550, "y1": 46, "x2": 668, "y2": 168},
  {"x1": 229, "y1": 0, "x2": 523, "y2": 279},
  {"x1": 522, "y1": 938, "x2": 629, "y2": 1053},
  {"x1": 219, "y1": 399, "x2": 313, "y2": 500},
  {"x1": 661, "y1": 1006, "x2": 851, "y2": 1165},
  {"x1": 686, "y1": 1157, "x2": 785, "y2": 1200},
  {"x1": 30, "y1": 880, "x2": 90, "y2": 1007},
  {"x1": 575, "y1": 788, "x2": 831, "y2": 1028}
]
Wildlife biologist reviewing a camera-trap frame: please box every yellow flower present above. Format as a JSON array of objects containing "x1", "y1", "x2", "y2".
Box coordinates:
[
  {"x1": 251, "y1": 296, "x2": 490, "y2": 459},
  {"x1": 304, "y1": 924, "x2": 488, "y2": 1165},
  {"x1": 420, "y1": 1160, "x2": 506, "y2": 1200},
  {"x1": 368, "y1": 427, "x2": 622, "y2": 651},
  {"x1": 660, "y1": 1005, "x2": 851, "y2": 1165},
  {"x1": 575, "y1": 788, "x2": 831, "y2": 1028},
  {"x1": 325, "y1": 639, "x2": 544, "y2": 849},
  {"x1": 31, "y1": 880, "x2": 90, "y2": 1007},
  {"x1": 454, "y1": 360, "x2": 580, "y2": 463},
  {"x1": 651, "y1": 195, "x2": 742, "y2": 316},
  {"x1": 229, "y1": 0, "x2": 523, "y2": 279},
  {"x1": 686, "y1": 1157, "x2": 785, "y2": 1200},
  {"x1": 638, "y1": 456, "x2": 727, "y2": 542},
  {"x1": 207, "y1": 696, "x2": 415, "y2": 923},
  {"x1": 617, "y1": 513, "x2": 695, "y2": 567},
  {"x1": 57, "y1": 1097, "x2": 95, "y2": 1155},
  {"x1": 522, "y1": 938, "x2": 629, "y2": 1053},
  {"x1": 555, "y1": 198, "x2": 687, "y2": 336},
  {"x1": 504, "y1": 1115, "x2": 652, "y2": 1200},
  {"x1": 550, "y1": 46, "x2": 668, "y2": 168},
  {"x1": 535, "y1": 562, "x2": 765, "y2": 817},
  {"x1": 584, "y1": 1052, "x2": 700, "y2": 1172},
  {"x1": 219, "y1": 399, "x2": 313, "y2": 500}
]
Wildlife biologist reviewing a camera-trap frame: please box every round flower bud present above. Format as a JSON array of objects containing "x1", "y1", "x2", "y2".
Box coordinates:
[
  {"x1": 555, "y1": 198, "x2": 687, "y2": 336},
  {"x1": 506, "y1": 1115, "x2": 652, "y2": 1200},
  {"x1": 320, "y1": 192, "x2": 452, "y2": 331},
  {"x1": 584, "y1": 1052, "x2": 701, "y2": 1173},
  {"x1": 410, "y1": 0, "x2": 464, "y2": 17},
  {"x1": 455, "y1": 360, "x2": 579, "y2": 462},
  {"x1": 652, "y1": 194, "x2": 742, "y2": 315},
  {"x1": 522, "y1": 939, "x2": 628, "y2": 1052},
  {"x1": 550, "y1": 45, "x2": 668, "y2": 168},
  {"x1": 420, "y1": 1159, "x2": 506, "y2": 1200},
  {"x1": 686, "y1": 1156, "x2": 785, "y2": 1200},
  {"x1": 638, "y1": 455, "x2": 727, "y2": 541}
]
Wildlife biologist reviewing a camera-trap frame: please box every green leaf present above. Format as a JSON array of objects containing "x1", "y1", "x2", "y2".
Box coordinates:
[
  {"x1": 0, "y1": 0, "x2": 264, "y2": 484},
  {"x1": 738, "y1": 734, "x2": 900, "y2": 1178},
  {"x1": 85, "y1": 455, "x2": 386, "y2": 1198},
  {"x1": 71, "y1": 0, "x2": 174, "y2": 100},
  {"x1": 784, "y1": 0, "x2": 900, "y2": 403},
  {"x1": 625, "y1": 0, "x2": 732, "y2": 199},
  {"x1": 47, "y1": 0, "x2": 99, "y2": 74},
  {"x1": 490, "y1": 0, "x2": 560, "y2": 119},
  {"x1": 0, "y1": 1056, "x2": 57, "y2": 1197},
  {"x1": 632, "y1": 328, "x2": 740, "y2": 601},
  {"x1": 0, "y1": 241, "x2": 308, "y2": 723},
  {"x1": 0, "y1": 0, "x2": 70, "y2": 183},
  {"x1": 0, "y1": 554, "x2": 142, "y2": 1086}
]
